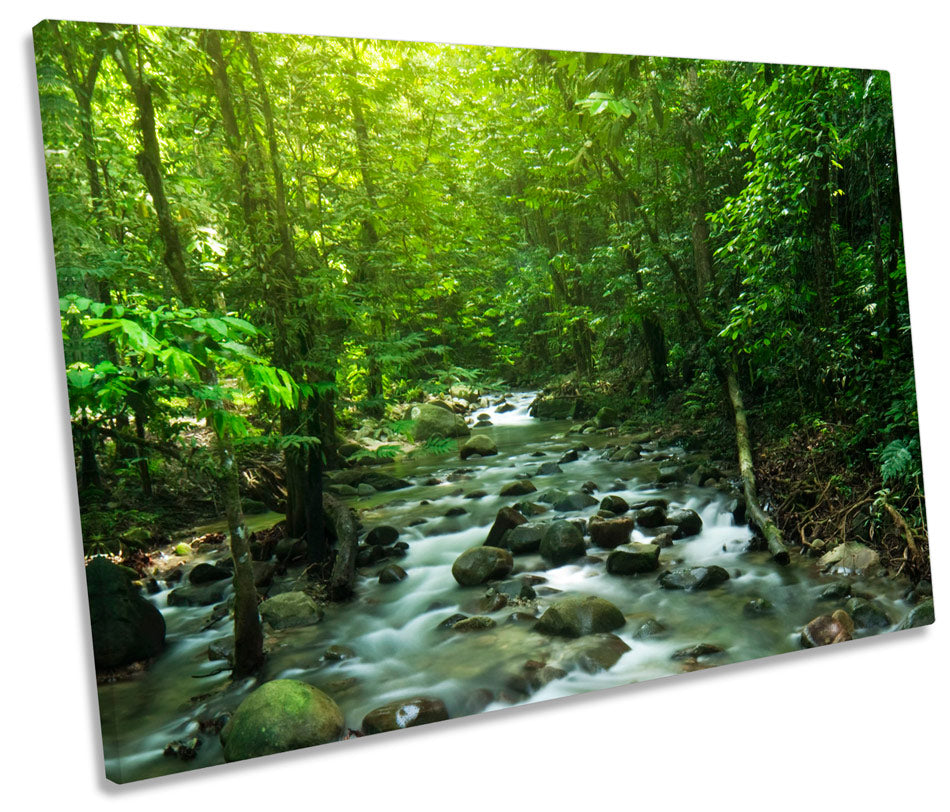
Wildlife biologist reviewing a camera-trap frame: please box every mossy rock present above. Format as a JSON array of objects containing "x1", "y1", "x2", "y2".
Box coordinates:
[
  {"x1": 452, "y1": 546, "x2": 513, "y2": 586},
  {"x1": 259, "y1": 591, "x2": 323, "y2": 630},
  {"x1": 898, "y1": 599, "x2": 935, "y2": 630},
  {"x1": 535, "y1": 596, "x2": 625, "y2": 637},
  {"x1": 173, "y1": 542, "x2": 193, "y2": 557},
  {"x1": 220, "y1": 679, "x2": 344, "y2": 762}
]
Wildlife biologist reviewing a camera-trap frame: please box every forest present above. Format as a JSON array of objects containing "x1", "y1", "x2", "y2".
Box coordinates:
[{"x1": 34, "y1": 20, "x2": 932, "y2": 782}]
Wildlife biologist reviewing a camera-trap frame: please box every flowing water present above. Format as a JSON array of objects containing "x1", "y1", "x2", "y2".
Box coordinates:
[{"x1": 100, "y1": 392, "x2": 912, "y2": 782}]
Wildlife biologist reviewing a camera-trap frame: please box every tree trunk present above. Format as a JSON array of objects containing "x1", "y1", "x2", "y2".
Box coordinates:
[
  {"x1": 216, "y1": 434, "x2": 264, "y2": 677},
  {"x1": 325, "y1": 493, "x2": 359, "y2": 601},
  {"x1": 106, "y1": 23, "x2": 264, "y2": 673}
]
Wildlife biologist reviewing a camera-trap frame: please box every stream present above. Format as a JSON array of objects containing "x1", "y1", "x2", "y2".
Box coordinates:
[{"x1": 99, "y1": 391, "x2": 913, "y2": 782}]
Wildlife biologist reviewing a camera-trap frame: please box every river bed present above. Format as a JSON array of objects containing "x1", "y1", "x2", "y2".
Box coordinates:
[{"x1": 99, "y1": 392, "x2": 915, "y2": 782}]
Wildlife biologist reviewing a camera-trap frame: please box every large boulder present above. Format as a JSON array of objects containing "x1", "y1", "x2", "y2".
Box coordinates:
[
  {"x1": 606, "y1": 543, "x2": 661, "y2": 575},
  {"x1": 594, "y1": 406, "x2": 619, "y2": 429},
  {"x1": 549, "y1": 491, "x2": 598, "y2": 512},
  {"x1": 665, "y1": 508, "x2": 703, "y2": 538},
  {"x1": 86, "y1": 557, "x2": 165, "y2": 670},
  {"x1": 460, "y1": 434, "x2": 498, "y2": 460},
  {"x1": 529, "y1": 394, "x2": 577, "y2": 420},
  {"x1": 361, "y1": 697, "x2": 449, "y2": 735},
  {"x1": 413, "y1": 403, "x2": 470, "y2": 441},
  {"x1": 452, "y1": 546, "x2": 514, "y2": 586},
  {"x1": 258, "y1": 591, "x2": 323, "y2": 630},
  {"x1": 188, "y1": 562, "x2": 231, "y2": 585},
  {"x1": 588, "y1": 516, "x2": 635, "y2": 549},
  {"x1": 658, "y1": 566, "x2": 730, "y2": 591},
  {"x1": 540, "y1": 520, "x2": 586, "y2": 565},
  {"x1": 818, "y1": 542, "x2": 881, "y2": 576},
  {"x1": 220, "y1": 680, "x2": 344, "y2": 762},
  {"x1": 535, "y1": 596, "x2": 625, "y2": 637}
]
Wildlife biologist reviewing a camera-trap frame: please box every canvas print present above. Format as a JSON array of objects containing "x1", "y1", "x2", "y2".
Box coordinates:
[{"x1": 33, "y1": 20, "x2": 934, "y2": 783}]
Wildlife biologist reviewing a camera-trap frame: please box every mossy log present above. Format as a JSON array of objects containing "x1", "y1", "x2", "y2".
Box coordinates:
[{"x1": 726, "y1": 368, "x2": 790, "y2": 565}]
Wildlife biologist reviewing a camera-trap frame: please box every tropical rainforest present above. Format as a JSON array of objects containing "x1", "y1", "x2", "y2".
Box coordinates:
[{"x1": 34, "y1": 21, "x2": 931, "y2": 782}]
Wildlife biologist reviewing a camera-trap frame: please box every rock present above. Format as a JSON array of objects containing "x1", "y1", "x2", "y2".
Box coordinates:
[
  {"x1": 499, "y1": 480, "x2": 537, "y2": 497},
  {"x1": 606, "y1": 543, "x2": 661, "y2": 575},
  {"x1": 898, "y1": 600, "x2": 935, "y2": 630},
  {"x1": 361, "y1": 697, "x2": 449, "y2": 735},
  {"x1": 378, "y1": 564, "x2": 408, "y2": 584},
  {"x1": 274, "y1": 536, "x2": 307, "y2": 564},
  {"x1": 535, "y1": 596, "x2": 625, "y2": 637},
  {"x1": 648, "y1": 531, "x2": 675, "y2": 548},
  {"x1": 556, "y1": 634, "x2": 631, "y2": 673},
  {"x1": 444, "y1": 506, "x2": 467, "y2": 517},
  {"x1": 599, "y1": 494, "x2": 629, "y2": 514},
  {"x1": 330, "y1": 469, "x2": 412, "y2": 491},
  {"x1": 671, "y1": 643, "x2": 725, "y2": 660},
  {"x1": 173, "y1": 543, "x2": 193, "y2": 557},
  {"x1": 486, "y1": 506, "x2": 527, "y2": 547},
  {"x1": 460, "y1": 434, "x2": 498, "y2": 460},
  {"x1": 801, "y1": 611, "x2": 854, "y2": 647},
  {"x1": 818, "y1": 582, "x2": 851, "y2": 601},
  {"x1": 632, "y1": 618, "x2": 667, "y2": 640},
  {"x1": 452, "y1": 546, "x2": 514, "y2": 586},
  {"x1": 500, "y1": 523, "x2": 545, "y2": 555},
  {"x1": 558, "y1": 449, "x2": 579, "y2": 464},
  {"x1": 436, "y1": 613, "x2": 468, "y2": 631},
  {"x1": 323, "y1": 644, "x2": 356, "y2": 661},
  {"x1": 188, "y1": 562, "x2": 231, "y2": 585},
  {"x1": 594, "y1": 406, "x2": 619, "y2": 429},
  {"x1": 634, "y1": 505, "x2": 667, "y2": 528},
  {"x1": 496, "y1": 402, "x2": 517, "y2": 413},
  {"x1": 658, "y1": 566, "x2": 730, "y2": 591},
  {"x1": 465, "y1": 489, "x2": 488, "y2": 499},
  {"x1": 845, "y1": 597, "x2": 892, "y2": 630},
  {"x1": 86, "y1": 557, "x2": 165, "y2": 670},
  {"x1": 453, "y1": 616, "x2": 497, "y2": 632},
  {"x1": 476, "y1": 413, "x2": 491, "y2": 422},
  {"x1": 539, "y1": 520, "x2": 586, "y2": 565},
  {"x1": 328, "y1": 483, "x2": 359, "y2": 496},
  {"x1": 550, "y1": 491, "x2": 598, "y2": 512},
  {"x1": 536, "y1": 461, "x2": 563, "y2": 475},
  {"x1": 167, "y1": 582, "x2": 230, "y2": 607},
  {"x1": 818, "y1": 542, "x2": 881, "y2": 576},
  {"x1": 665, "y1": 508, "x2": 703, "y2": 538},
  {"x1": 588, "y1": 516, "x2": 635, "y2": 549},
  {"x1": 220, "y1": 680, "x2": 344, "y2": 762},
  {"x1": 743, "y1": 597, "x2": 774, "y2": 617},
  {"x1": 658, "y1": 466, "x2": 685, "y2": 484},
  {"x1": 580, "y1": 481, "x2": 598, "y2": 495},
  {"x1": 357, "y1": 484, "x2": 376, "y2": 496},
  {"x1": 413, "y1": 402, "x2": 470, "y2": 441},
  {"x1": 365, "y1": 525, "x2": 400, "y2": 546},
  {"x1": 258, "y1": 591, "x2": 323, "y2": 630}
]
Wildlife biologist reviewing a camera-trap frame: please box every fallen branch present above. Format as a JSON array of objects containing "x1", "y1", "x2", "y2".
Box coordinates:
[
  {"x1": 726, "y1": 368, "x2": 790, "y2": 565},
  {"x1": 883, "y1": 502, "x2": 922, "y2": 562}
]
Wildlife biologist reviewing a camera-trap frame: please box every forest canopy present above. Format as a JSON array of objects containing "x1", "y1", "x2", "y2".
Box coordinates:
[{"x1": 35, "y1": 21, "x2": 925, "y2": 581}]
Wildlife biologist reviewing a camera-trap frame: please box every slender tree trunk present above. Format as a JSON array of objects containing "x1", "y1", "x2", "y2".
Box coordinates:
[{"x1": 105, "y1": 23, "x2": 264, "y2": 672}]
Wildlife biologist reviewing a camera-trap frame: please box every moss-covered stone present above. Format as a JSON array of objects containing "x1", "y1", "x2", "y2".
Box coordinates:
[
  {"x1": 258, "y1": 591, "x2": 323, "y2": 630},
  {"x1": 535, "y1": 595, "x2": 625, "y2": 637},
  {"x1": 539, "y1": 520, "x2": 586, "y2": 565},
  {"x1": 452, "y1": 546, "x2": 513, "y2": 586},
  {"x1": 220, "y1": 679, "x2": 344, "y2": 762},
  {"x1": 606, "y1": 542, "x2": 660, "y2": 575},
  {"x1": 898, "y1": 599, "x2": 935, "y2": 630}
]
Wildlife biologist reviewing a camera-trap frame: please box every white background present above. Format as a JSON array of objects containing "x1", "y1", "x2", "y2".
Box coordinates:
[{"x1": 2, "y1": 1, "x2": 946, "y2": 808}]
